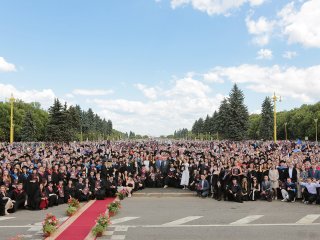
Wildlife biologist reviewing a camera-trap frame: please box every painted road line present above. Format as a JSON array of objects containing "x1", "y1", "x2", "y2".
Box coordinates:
[
  {"x1": 111, "y1": 235, "x2": 126, "y2": 240},
  {"x1": 230, "y1": 215, "x2": 264, "y2": 225},
  {"x1": 296, "y1": 214, "x2": 320, "y2": 224},
  {"x1": 111, "y1": 217, "x2": 140, "y2": 225},
  {"x1": 115, "y1": 226, "x2": 129, "y2": 231},
  {"x1": 27, "y1": 226, "x2": 42, "y2": 232},
  {"x1": 162, "y1": 216, "x2": 203, "y2": 226},
  {"x1": 0, "y1": 217, "x2": 15, "y2": 221},
  {"x1": 103, "y1": 231, "x2": 114, "y2": 236}
]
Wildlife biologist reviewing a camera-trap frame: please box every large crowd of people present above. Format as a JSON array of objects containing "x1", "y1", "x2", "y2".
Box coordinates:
[{"x1": 0, "y1": 140, "x2": 319, "y2": 215}]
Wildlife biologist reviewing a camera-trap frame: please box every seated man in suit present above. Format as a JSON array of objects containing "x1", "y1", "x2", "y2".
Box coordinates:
[
  {"x1": 281, "y1": 177, "x2": 296, "y2": 202},
  {"x1": 226, "y1": 178, "x2": 243, "y2": 203},
  {"x1": 197, "y1": 174, "x2": 209, "y2": 198},
  {"x1": 260, "y1": 175, "x2": 273, "y2": 202}
]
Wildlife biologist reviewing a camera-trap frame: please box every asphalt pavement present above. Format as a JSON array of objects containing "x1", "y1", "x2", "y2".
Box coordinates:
[
  {"x1": 1, "y1": 190, "x2": 320, "y2": 240},
  {"x1": 104, "y1": 194, "x2": 320, "y2": 240}
]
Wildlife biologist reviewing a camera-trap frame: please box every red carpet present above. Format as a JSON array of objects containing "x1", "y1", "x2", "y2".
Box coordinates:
[{"x1": 56, "y1": 198, "x2": 115, "y2": 240}]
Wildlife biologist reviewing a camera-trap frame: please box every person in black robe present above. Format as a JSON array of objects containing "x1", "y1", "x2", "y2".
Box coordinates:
[
  {"x1": 34, "y1": 183, "x2": 49, "y2": 210},
  {"x1": 56, "y1": 180, "x2": 66, "y2": 204},
  {"x1": 65, "y1": 180, "x2": 76, "y2": 200},
  {"x1": 164, "y1": 164, "x2": 177, "y2": 188},
  {"x1": 105, "y1": 176, "x2": 117, "y2": 197},
  {"x1": 46, "y1": 181, "x2": 58, "y2": 207},
  {"x1": 92, "y1": 173, "x2": 106, "y2": 200},
  {"x1": 26, "y1": 169, "x2": 39, "y2": 210},
  {"x1": 10, "y1": 183, "x2": 27, "y2": 212}
]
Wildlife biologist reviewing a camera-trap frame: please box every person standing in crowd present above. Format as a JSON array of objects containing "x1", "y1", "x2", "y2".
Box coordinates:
[
  {"x1": 269, "y1": 164, "x2": 279, "y2": 200},
  {"x1": 180, "y1": 159, "x2": 189, "y2": 190}
]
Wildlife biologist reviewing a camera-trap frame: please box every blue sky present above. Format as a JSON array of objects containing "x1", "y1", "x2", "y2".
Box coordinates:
[{"x1": 0, "y1": 0, "x2": 320, "y2": 136}]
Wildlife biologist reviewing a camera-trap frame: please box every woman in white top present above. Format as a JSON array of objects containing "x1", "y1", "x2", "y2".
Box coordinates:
[{"x1": 180, "y1": 159, "x2": 190, "y2": 190}]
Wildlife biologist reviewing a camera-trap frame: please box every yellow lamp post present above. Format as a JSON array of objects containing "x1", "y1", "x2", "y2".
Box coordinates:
[
  {"x1": 9, "y1": 94, "x2": 15, "y2": 144},
  {"x1": 284, "y1": 122, "x2": 288, "y2": 141},
  {"x1": 272, "y1": 92, "x2": 281, "y2": 143},
  {"x1": 314, "y1": 119, "x2": 318, "y2": 144}
]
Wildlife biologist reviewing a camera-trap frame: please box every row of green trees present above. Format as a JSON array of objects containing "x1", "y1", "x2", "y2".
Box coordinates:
[
  {"x1": 172, "y1": 84, "x2": 320, "y2": 141},
  {"x1": 0, "y1": 98, "x2": 118, "y2": 142}
]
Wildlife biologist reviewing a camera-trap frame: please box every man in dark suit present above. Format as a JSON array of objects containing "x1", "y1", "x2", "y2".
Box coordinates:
[
  {"x1": 227, "y1": 178, "x2": 243, "y2": 203},
  {"x1": 284, "y1": 162, "x2": 298, "y2": 183},
  {"x1": 197, "y1": 174, "x2": 209, "y2": 198}
]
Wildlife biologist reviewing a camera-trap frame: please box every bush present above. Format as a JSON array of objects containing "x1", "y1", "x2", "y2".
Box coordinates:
[
  {"x1": 66, "y1": 206, "x2": 78, "y2": 216},
  {"x1": 42, "y1": 213, "x2": 59, "y2": 236},
  {"x1": 68, "y1": 198, "x2": 80, "y2": 209},
  {"x1": 92, "y1": 224, "x2": 105, "y2": 237}
]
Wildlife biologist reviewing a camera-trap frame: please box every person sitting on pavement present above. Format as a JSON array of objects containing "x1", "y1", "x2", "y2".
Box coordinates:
[
  {"x1": 299, "y1": 177, "x2": 320, "y2": 204},
  {"x1": 260, "y1": 175, "x2": 273, "y2": 202},
  {"x1": 281, "y1": 178, "x2": 296, "y2": 202},
  {"x1": 226, "y1": 178, "x2": 243, "y2": 203},
  {"x1": 196, "y1": 174, "x2": 209, "y2": 198}
]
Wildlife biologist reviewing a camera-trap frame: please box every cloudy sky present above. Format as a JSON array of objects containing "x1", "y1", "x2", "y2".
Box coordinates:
[{"x1": 0, "y1": 0, "x2": 320, "y2": 136}]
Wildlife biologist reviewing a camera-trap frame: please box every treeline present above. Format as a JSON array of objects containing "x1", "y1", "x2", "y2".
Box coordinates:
[
  {"x1": 0, "y1": 98, "x2": 119, "y2": 142},
  {"x1": 171, "y1": 84, "x2": 320, "y2": 141}
]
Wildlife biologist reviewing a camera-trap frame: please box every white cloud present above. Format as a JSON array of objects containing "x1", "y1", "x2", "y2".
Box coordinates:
[
  {"x1": 282, "y1": 51, "x2": 297, "y2": 59},
  {"x1": 203, "y1": 64, "x2": 320, "y2": 103},
  {"x1": 134, "y1": 83, "x2": 159, "y2": 100},
  {"x1": 203, "y1": 71, "x2": 224, "y2": 83},
  {"x1": 89, "y1": 77, "x2": 223, "y2": 136},
  {"x1": 171, "y1": 0, "x2": 266, "y2": 16},
  {"x1": 0, "y1": 84, "x2": 56, "y2": 108},
  {"x1": 72, "y1": 89, "x2": 113, "y2": 96},
  {"x1": 246, "y1": 15, "x2": 275, "y2": 46},
  {"x1": 256, "y1": 48, "x2": 273, "y2": 59},
  {"x1": 278, "y1": 0, "x2": 320, "y2": 48},
  {"x1": 0, "y1": 57, "x2": 16, "y2": 72}
]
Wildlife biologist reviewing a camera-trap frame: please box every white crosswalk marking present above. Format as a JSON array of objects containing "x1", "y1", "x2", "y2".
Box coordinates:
[
  {"x1": 111, "y1": 217, "x2": 140, "y2": 225},
  {"x1": 0, "y1": 217, "x2": 15, "y2": 221},
  {"x1": 115, "y1": 226, "x2": 129, "y2": 231},
  {"x1": 296, "y1": 214, "x2": 320, "y2": 224},
  {"x1": 230, "y1": 215, "x2": 264, "y2": 225},
  {"x1": 111, "y1": 235, "x2": 126, "y2": 240},
  {"x1": 162, "y1": 216, "x2": 203, "y2": 226},
  {"x1": 103, "y1": 231, "x2": 114, "y2": 236}
]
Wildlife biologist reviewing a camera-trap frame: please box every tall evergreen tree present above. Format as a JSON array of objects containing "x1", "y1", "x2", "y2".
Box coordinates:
[
  {"x1": 46, "y1": 99, "x2": 64, "y2": 141},
  {"x1": 216, "y1": 98, "x2": 230, "y2": 138},
  {"x1": 20, "y1": 111, "x2": 37, "y2": 141},
  {"x1": 209, "y1": 111, "x2": 219, "y2": 135},
  {"x1": 203, "y1": 115, "x2": 211, "y2": 134},
  {"x1": 227, "y1": 84, "x2": 249, "y2": 140},
  {"x1": 260, "y1": 97, "x2": 273, "y2": 140}
]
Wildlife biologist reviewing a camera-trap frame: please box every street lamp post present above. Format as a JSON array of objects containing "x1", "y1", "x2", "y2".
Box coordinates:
[
  {"x1": 314, "y1": 119, "x2": 318, "y2": 144},
  {"x1": 272, "y1": 92, "x2": 281, "y2": 143},
  {"x1": 9, "y1": 94, "x2": 15, "y2": 144},
  {"x1": 284, "y1": 122, "x2": 288, "y2": 141}
]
